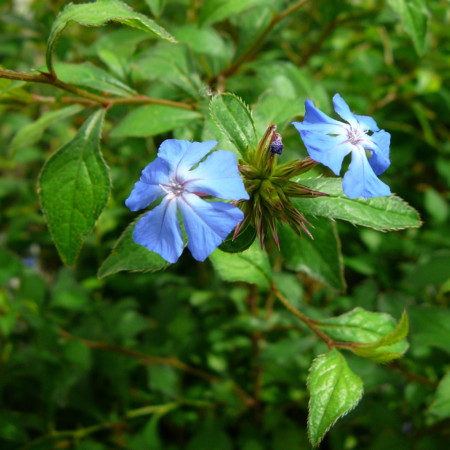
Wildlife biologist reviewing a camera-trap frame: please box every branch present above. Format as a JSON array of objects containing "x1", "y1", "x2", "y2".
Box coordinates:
[
  {"x1": 271, "y1": 285, "x2": 356, "y2": 350},
  {"x1": 212, "y1": 0, "x2": 310, "y2": 82},
  {"x1": 58, "y1": 329, "x2": 255, "y2": 407},
  {"x1": 0, "y1": 68, "x2": 196, "y2": 110}
]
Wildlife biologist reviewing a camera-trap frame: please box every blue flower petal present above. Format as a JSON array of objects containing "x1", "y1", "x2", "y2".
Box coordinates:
[
  {"x1": 158, "y1": 139, "x2": 218, "y2": 178},
  {"x1": 366, "y1": 130, "x2": 391, "y2": 175},
  {"x1": 332, "y1": 94, "x2": 358, "y2": 126},
  {"x1": 292, "y1": 124, "x2": 351, "y2": 175},
  {"x1": 178, "y1": 193, "x2": 244, "y2": 261},
  {"x1": 183, "y1": 150, "x2": 249, "y2": 200},
  {"x1": 302, "y1": 99, "x2": 343, "y2": 126},
  {"x1": 125, "y1": 157, "x2": 169, "y2": 211},
  {"x1": 354, "y1": 114, "x2": 379, "y2": 132},
  {"x1": 133, "y1": 196, "x2": 183, "y2": 263},
  {"x1": 343, "y1": 148, "x2": 391, "y2": 198}
]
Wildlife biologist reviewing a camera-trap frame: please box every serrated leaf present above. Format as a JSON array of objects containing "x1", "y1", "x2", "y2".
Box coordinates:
[
  {"x1": 210, "y1": 93, "x2": 257, "y2": 158},
  {"x1": 9, "y1": 105, "x2": 82, "y2": 155},
  {"x1": 110, "y1": 105, "x2": 202, "y2": 137},
  {"x1": 293, "y1": 178, "x2": 422, "y2": 230},
  {"x1": 428, "y1": 372, "x2": 450, "y2": 420},
  {"x1": 279, "y1": 218, "x2": 345, "y2": 290},
  {"x1": 98, "y1": 218, "x2": 169, "y2": 278},
  {"x1": 354, "y1": 317, "x2": 409, "y2": 363},
  {"x1": 307, "y1": 349, "x2": 363, "y2": 447},
  {"x1": 46, "y1": 0, "x2": 176, "y2": 74},
  {"x1": 199, "y1": 0, "x2": 264, "y2": 26},
  {"x1": 219, "y1": 222, "x2": 256, "y2": 253},
  {"x1": 39, "y1": 110, "x2": 110, "y2": 266},
  {"x1": 387, "y1": 0, "x2": 429, "y2": 55},
  {"x1": 209, "y1": 241, "x2": 272, "y2": 289},
  {"x1": 53, "y1": 62, "x2": 136, "y2": 96},
  {"x1": 318, "y1": 309, "x2": 409, "y2": 363}
]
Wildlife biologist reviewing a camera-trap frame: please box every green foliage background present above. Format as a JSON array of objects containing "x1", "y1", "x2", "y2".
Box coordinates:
[{"x1": 1, "y1": 0, "x2": 449, "y2": 448}]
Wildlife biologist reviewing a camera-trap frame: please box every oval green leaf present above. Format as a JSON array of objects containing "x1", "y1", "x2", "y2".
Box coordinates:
[
  {"x1": 39, "y1": 109, "x2": 110, "y2": 266},
  {"x1": 307, "y1": 349, "x2": 363, "y2": 447},
  {"x1": 46, "y1": 0, "x2": 176, "y2": 74}
]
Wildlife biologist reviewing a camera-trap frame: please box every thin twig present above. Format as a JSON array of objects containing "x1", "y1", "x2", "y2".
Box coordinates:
[
  {"x1": 0, "y1": 68, "x2": 197, "y2": 110},
  {"x1": 58, "y1": 329, "x2": 255, "y2": 407},
  {"x1": 212, "y1": 0, "x2": 310, "y2": 82}
]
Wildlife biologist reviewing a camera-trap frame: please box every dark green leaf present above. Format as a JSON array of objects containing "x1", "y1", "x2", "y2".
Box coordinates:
[
  {"x1": 199, "y1": 0, "x2": 265, "y2": 26},
  {"x1": 210, "y1": 93, "x2": 257, "y2": 158},
  {"x1": 307, "y1": 349, "x2": 363, "y2": 447},
  {"x1": 428, "y1": 372, "x2": 450, "y2": 420},
  {"x1": 387, "y1": 0, "x2": 429, "y2": 55},
  {"x1": 98, "y1": 218, "x2": 169, "y2": 278},
  {"x1": 219, "y1": 222, "x2": 256, "y2": 253},
  {"x1": 46, "y1": 0, "x2": 176, "y2": 74},
  {"x1": 39, "y1": 110, "x2": 110, "y2": 265},
  {"x1": 293, "y1": 178, "x2": 422, "y2": 230},
  {"x1": 279, "y1": 218, "x2": 345, "y2": 290},
  {"x1": 9, "y1": 105, "x2": 82, "y2": 154},
  {"x1": 110, "y1": 105, "x2": 202, "y2": 137}
]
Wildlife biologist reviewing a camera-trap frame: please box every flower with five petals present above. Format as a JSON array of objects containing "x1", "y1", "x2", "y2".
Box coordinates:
[
  {"x1": 292, "y1": 94, "x2": 391, "y2": 198},
  {"x1": 126, "y1": 139, "x2": 249, "y2": 263}
]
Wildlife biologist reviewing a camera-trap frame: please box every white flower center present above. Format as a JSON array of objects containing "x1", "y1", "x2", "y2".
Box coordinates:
[
  {"x1": 161, "y1": 179, "x2": 185, "y2": 198},
  {"x1": 347, "y1": 126, "x2": 368, "y2": 146}
]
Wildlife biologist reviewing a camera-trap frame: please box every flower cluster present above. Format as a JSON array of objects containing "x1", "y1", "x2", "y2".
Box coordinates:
[{"x1": 126, "y1": 94, "x2": 392, "y2": 263}]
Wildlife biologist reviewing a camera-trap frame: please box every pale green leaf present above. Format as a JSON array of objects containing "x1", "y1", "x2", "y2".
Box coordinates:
[
  {"x1": 46, "y1": 0, "x2": 176, "y2": 74},
  {"x1": 279, "y1": 218, "x2": 345, "y2": 290},
  {"x1": 293, "y1": 178, "x2": 422, "y2": 230},
  {"x1": 39, "y1": 110, "x2": 110, "y2": 265},
  {"x1": 110, "y1": 105, "x2": 202, "y2": 137},
  {"x1": 145, "y1": 0, "x2": 166, "y2": 17},
  {"x1": 200, "y1": 0, "x2": 264, "y2": 26},
  {"x1": 387, "y1": 0, "x2": 429, "y2": 55},
  {"x1": 307, "y1": 349, "x2": 363, "y2": 447},
  {"x1": 209, "y1": 241, "x2": 272, "y2": 289},
  {"x1": 209, "y1": 93, "x2": 257, "y2": 158},
  {"x1": 98, "y1": 218, "x2": 169, "y2": 278},
  {"x1": 319, "y1": 309, "x2": 409, "y2": 363},
  {"x1": 10, "y1": 104, "x2": 82, "y2": 154}
]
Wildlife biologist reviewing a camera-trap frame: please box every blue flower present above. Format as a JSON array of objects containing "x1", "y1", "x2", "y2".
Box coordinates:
[
  {"x1": 292, "y1": 94, "x2": 391, "y2": 198},
  {"x1": 126, "y1": 139, "x2": 249, "y2": 263}
]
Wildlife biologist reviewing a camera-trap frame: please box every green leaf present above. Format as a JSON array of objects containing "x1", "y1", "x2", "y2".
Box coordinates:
[
  {"x1": 318, "y1": 309, "x2": 409, "y2": 363},
  {"x1": 110, "y1": 105, "x2": 202, "y2": 137},
  {"x1": 98, "y1": 218, "x2": 169, "y2": 278},
  {"x1": 9, "y1": 104, "x2": 82, "y2": 154},
  {"x1": 209, "y1": 241, "x2": 272, "y2": 289},
  {"x1": 39, "y1": 110, "x2": 110, "y2": 266},
  {"x1": 428, "y1": 372, "x2": 450, "y2": 420},
  {"x1": 53, "y1": 62, "x2": 136, "y2": 96},
  {"x1": 387, "y1": 0, "x2": 429, "y2": 55},
  {"x1": 134, "y1": 43, "x2": 204, "y2": 98},
  {"x1": 145, "y1": 0, "x2": 166, "y2": 17},
  {"x1": 293, "y1": 178, "x2": 422, "y2": 230},
  {"x1": 409, "y1": 306, "x2": 450, "y2": 354},
  {"x1": 219, "y1": 222, "x2": 256, "y2": 253},
  {"x1": 199, "y1": 0, "x2": 264, "y2": 26},
  {"x1": 46, "y1": 0, "x2": 176, "y2": 74},
  {"x1": 210, "y1": 93, "x2": 257, "y2": 158},
  {"x1": 279, "y1": 218, "x2": 345, "y2": 290},
  {"x1": 307, "y1": 349, "x2": 363, "y2": 447}
]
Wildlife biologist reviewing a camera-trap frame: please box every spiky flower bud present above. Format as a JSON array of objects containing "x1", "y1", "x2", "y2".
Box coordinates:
[{"x1": 235, "y1": 124, "x2": 326, "y2": 248}]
